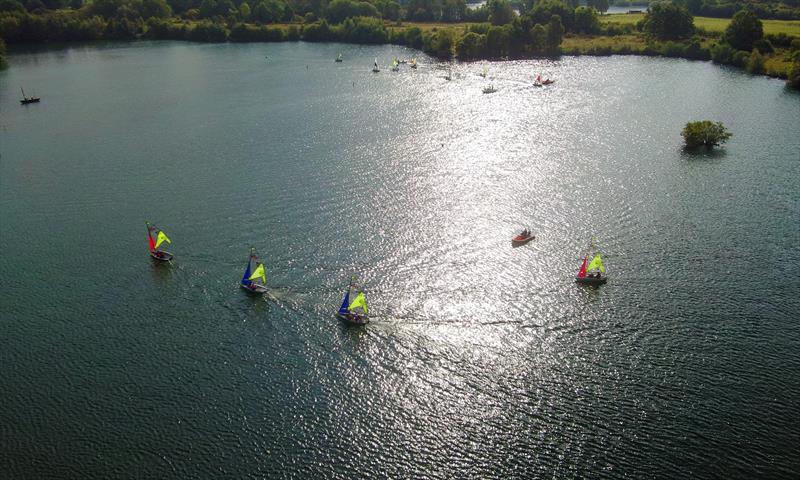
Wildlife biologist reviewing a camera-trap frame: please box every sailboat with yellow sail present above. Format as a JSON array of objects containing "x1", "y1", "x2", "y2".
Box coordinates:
[
  {"x1": 575, "y1": 237, "x2": 607, "y2": 285},
  {"x1": 146, "y1": 222, "x2": 173, "y2": 261},
  {"x1": 241, "y1": 247, "x2": 269, "y2": 294},
  {"x1": 337, "y1": 276, "x2": 369, "y2": 325}
]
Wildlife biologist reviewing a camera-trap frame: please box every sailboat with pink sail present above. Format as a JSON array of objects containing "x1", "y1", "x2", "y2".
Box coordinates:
[{"x1": 575, "y1": 237, "x2": 607, "y2": 285}]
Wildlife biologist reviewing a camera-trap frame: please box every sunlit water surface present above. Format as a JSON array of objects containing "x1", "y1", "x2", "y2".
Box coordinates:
[{"x1": 1, "y1": 42, "x2": 799, "y2": 478}]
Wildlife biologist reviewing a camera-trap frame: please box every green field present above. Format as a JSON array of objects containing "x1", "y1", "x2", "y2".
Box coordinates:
[{"x1": 601, "y1": 13, "x2": 800, "y2": 36}]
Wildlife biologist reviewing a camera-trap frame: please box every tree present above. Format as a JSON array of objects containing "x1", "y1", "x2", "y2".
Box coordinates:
[
  {"x1": 573, "y1": 6, "x2": 599, "y2": 34},
  {"x1": 546, "y1": 14, "x2": 563, "y2": 50},
  {"x1": 723, "y1": 9, "x2": 763, "y2": 51},
  {"x1": 487, "y1": 0, "x2": 514, "y2": 25},
  {"x1": 456, "y1": 31, "x2": 486, "y2": 58},
  {"x1": 530, "y1": 0, "x2": 572, "y2": 32},
  {"x1": 642, "y1": 1, "x2": 693, "y2": 40},
  {"x1": 682, "y1": 121, "x2": 732, "y2": 149},
  {"x1": 238, "y1": 1, "x2": 249, "y2": 18},
  {"x1": 0, "y1": 0, "x2": 25, "y2": 12},
  {"x1": 139, "y1": 0, "x2": 172, "y2": 19},
  {"x1": 746, "y1": 48, "x2": 764, "y2": 73}
]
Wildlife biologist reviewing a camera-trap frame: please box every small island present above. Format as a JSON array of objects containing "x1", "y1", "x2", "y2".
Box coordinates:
[{"x1": 682, "y1": 120, "x2": 732, "y2": 150}]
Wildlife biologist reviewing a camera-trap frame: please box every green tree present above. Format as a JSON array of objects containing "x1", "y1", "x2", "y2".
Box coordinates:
[
  {"x1": 787, "y1": 60, "x2": 800, "y2": 90},
  {"x1": 239, "y1": 1, "x2": 249, "y2": 18},
  {"x1": 642, "y1": 1, "x2": 693, "y2": 40},
  {"x1": 681, "y1": 121, "x2": 732, "y2": 149},
  {"x1": 139, "y1": 0, "x2": 172, "y2": 18},
  {"x1": 325, "y1": 0, "x2": 377, "y2": 23},
  {"x1": 723, "y1": 9, "x2": 763, "y2": 51},
  {"x1": 573, "y1": 6, "x2": 599, "y2": 34},
  {"x1": 456, "y1": 30, "x2": 486, "y2": 58},
  {"x1": 0, "y1": 0, "x2": 25, "y2": 12},
  {"x1": 487, "y1": 0, "x2": 514, "y2": 25},
  {"x1": 530, "y1": 0, "x2": 572, "y2": 32},
  {"x1": 546, "y1": 14, "x2": 563, "y2": 50}
]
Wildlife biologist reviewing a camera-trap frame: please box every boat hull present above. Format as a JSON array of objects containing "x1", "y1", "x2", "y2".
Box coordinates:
[
  {"x1": 575, "y1": 276, "x2": 607, "y2": 285},
  {"x1": 20, "y1": 98, "x2": 40, "y2": 104},
  {"x1": 241, "y1": 283, "x2": 269, "y2": 294},
  {"x1": 337, "y1": 312, "x2": 369, "y2": 326},
  {"x1": 512, "y1": 235, "x2": 535, "y2": 247},
  {"x1": 150, "y1": 250, "x2": 173, "y2": 262}
]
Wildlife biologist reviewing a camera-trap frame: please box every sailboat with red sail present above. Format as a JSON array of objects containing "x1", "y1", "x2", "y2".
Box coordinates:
[{"x1": 575, "y1": 237, "x2": 606, "y2": 285}]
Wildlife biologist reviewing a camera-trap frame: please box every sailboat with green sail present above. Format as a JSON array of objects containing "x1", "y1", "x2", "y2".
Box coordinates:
[
  {"x1": 146, "y1": 222, "x2": 173, "y2": 262},
  {"x1": 575, "y1": 237, "x2": 607, "y2": 285},
  {"x1": 337, "y1": 276, "x2": 369, "y2": 325},
  {"x1": 241, "y1": 247, "x2": 269, "y2": 294}
]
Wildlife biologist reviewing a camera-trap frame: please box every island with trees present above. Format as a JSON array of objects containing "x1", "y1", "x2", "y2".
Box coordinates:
[
  {"x1": 1, "y1": 0, "x2": 799, "y2": 89},
  {"x1": 682, "y1": 120, "x2": 732, "y2": 149}
]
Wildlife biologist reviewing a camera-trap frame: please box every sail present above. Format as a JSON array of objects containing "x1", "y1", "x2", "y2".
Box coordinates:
[
  {"x1": 483, "y1": 66, "x2": 488, "y2": 76},
  {"x1": 338, "y1": 289, "x2": 351, "y2": 315},
  {"x1": 587, "y1": 254, "x2": 604, "y2": 273},
  {"x1": 374, "y1": 59, "x2": 378, "y2": 68},
  {"x1": 577, "y1": 257, "x2": 587, "y2": 278},
  {"x1": 348, "y1": 292, "x2": 368, "y2": 314},
  {"x1": 249, "y1": 263, "x2": 267, "y2": 285},
  {"x1": 155, "y1": 230, "x2": 171, "y2": 249},
  {"x1": 241, "y1": 261, "x2": 252, "y2": 286},
  {"x1": 148, "y1": 231, "x2": 156, "y2": 251}
]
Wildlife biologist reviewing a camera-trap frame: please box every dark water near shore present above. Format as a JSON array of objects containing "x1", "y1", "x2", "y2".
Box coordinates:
[{"x1": 1, "y1": 42, "x2": 799, "y2": 478}]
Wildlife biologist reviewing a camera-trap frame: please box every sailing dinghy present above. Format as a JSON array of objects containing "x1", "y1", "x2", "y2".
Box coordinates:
[
  {"x1": 241, "y1": 247, "x2": 269, "y2": 294},
  {"x1": 146, "y1": 222, "x2": 173, "y2": 261},
  {"x1": 372, "y1": 59, "x2": 380, "y2": 73},
  {"x1": 391, "y1": 58, "x2": 400, "y2": 72},
  {"x1": 337, "y1": 277, "x2": 369, "y2": 325},
  {"x1": 575, "y1": 238, "x2": 607, "y2": 285},
  {"x1": 335, "y1": 53, "x2": 343, "y2": 62}
]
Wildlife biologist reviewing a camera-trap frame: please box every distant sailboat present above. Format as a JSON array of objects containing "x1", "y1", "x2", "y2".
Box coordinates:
[
  {"x1": 479, "y1": 65, "x2": 488, "y2": 78},
  {"x1": 391, "y1": 58, "x2": 400, "y2": 72},
  {"x1": 146, "y1": 222, "x2": 173, "y2": 261},
  {"x1": 444, "y1": 64, "x2": 452, "y2": 81},
  {"x1": 409, "y1": 58, "x2": 418, "y2": 69},
  {"x1": 20, "y1": 87, "x2": 40, "y2": 105},
  {"x1": 575, "y1": 238, "x2": 607, "y2": 285},
  {"x1": 372, "y1": 58, "x2": 380, "y2": 73},
  {"x1": 482, "y1": 84, "x2": 497, "y2": 94},
  {"x1": 337, "y1": 276, "x2": 369, "y2": 325},
  {"x1": 241, "y1": 247, "x2": 269, "y2": 294},
  {"x1": 335, "y1": 53, "x2": 343, "y2": 62}
]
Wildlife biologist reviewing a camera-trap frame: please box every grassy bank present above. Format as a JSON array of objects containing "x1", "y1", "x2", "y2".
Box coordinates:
[{"x1": 601, "y1": 13, "x2": 800, "y2": 36}]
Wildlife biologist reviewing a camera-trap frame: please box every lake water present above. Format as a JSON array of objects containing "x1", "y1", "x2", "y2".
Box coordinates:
[{"x1": 1, "y1": 41, "x2": 799, "y2": 478}]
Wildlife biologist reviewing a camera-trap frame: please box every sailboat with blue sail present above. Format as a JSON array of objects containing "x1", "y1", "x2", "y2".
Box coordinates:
[
  {"x1": 241, "y1": 247, "x2": 269, "y2": 294},
  {"x1": 337, "y1": 276, "x2": 369, "y2": 325}
]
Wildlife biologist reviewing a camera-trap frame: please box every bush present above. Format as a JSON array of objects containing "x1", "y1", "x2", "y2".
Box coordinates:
[
  {"x1": 787, "y1": 61, "x2": 800, "y2": 89},
  {"x1": 710, "y1": 41, "x2": 735, "y2": 64},
  {"x1": 682, "y1": 120, "x2": 732, "y2": 149},
  {"x1": 746, "y1": 48, "x2": 764, "y2": 73}
]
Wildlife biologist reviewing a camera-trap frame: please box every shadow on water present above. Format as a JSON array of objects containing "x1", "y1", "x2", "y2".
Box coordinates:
[
  {"x1": 149, "y1": 259, "x2": 174, "y2": 285},
  {"x1": 680, "y1": 146, "x2": 729, "y2": 162}
]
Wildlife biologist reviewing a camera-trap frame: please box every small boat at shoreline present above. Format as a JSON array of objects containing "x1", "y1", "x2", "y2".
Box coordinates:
[
  {"x1": 146, "y1": 222, "x2": 173, "y2": 262},
  {"x1": 337, "y1": 276, "x2": 369, "y2": 325},
  {"x1": 241, "y1": 247, "x2": 269, "y2": 294},
  {"x1": 575, "y1": 238, "x2": 607, "y2": 285},
  {"x1": 20, "y1": 87, "x2": 40, "y2": 105},
  {"x1": 512, "y1": 229, "x2": 535, "y2": 247}
]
